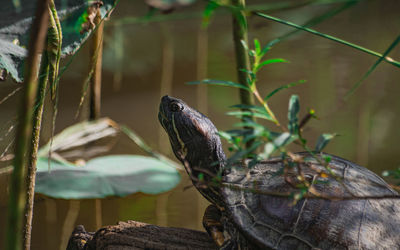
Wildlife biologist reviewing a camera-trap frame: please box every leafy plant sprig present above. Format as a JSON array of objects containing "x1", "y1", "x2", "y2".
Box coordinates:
[
  {"x1": 240, "y1": 38, "x2": 289, "y2": 126},
  {"x1": 189, "y1": 38, "x2": 340, "y2": 201},
  {"x1": 189, "y1": 38, "x2": 318, "y2": 156}
]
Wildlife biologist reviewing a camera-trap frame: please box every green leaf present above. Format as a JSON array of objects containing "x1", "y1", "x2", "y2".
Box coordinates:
[
  {"x1": 187, "y1": 79, "x2": 250, "y2": 91},
  {"x1": 234, "y1": 120, "x2": 265, "y2": 130},
  {"x1": 382, "y1": 171, "x2": 390, "y2": 177},
  {"x1": 38, "y1": 118, "x2": 118, "y2": 157},
  {"x1": 35, "y1": 155, "x2": 181, "y2": 199},
  {"x1": 274, "y1": 132, "x2": 295, "y2": 147},
  {"x1": 239, "y1": 68, "x2": 256, "y2": 80},
  {"x1": 264, "y1": 2, "x2": 357, "y2": 50},
  {"x1": 233, "y1": 121, "x2": 269, "y2": 139},
  {"x1": 264, "y1": 80, "x2": 306, "y2": 101},
  {"x1": 255, "y1": 58, "x2": 288, "y2": 72},
  {"x1": 324, "y1": 156, "x2": 332, "y2": 163},
  {"x1": 253, "y1": 12, "x2": 400, "y2": 69},
  {"x1": 230, "y1": 104, "x2": 265, "y2": 113},
  {"x1": 345, "y1": 34, "x2": 400, "y2": 98},
  {"x1": 254, "y1": 39, "x2": 261, "y2": 55},
  {"x1": 38, "y1": 118, "x2": 182, "y2": 171},
  {"x1": 227, "y1": 141, "x2": 263, "y2": 164},
  {"x1": 260, "y1": 44, "x2": 271, "y2": 57},
  {"x1": 217, "y1": 131, "x2": 234, "y2": 141},
  {"x1": 382, "y1": 168, "x2": 400, "y2": 179},
  {"x1": 224, "y1": 129, "x2": 245, "y2": 136},
  {"x1": 315, "y1": 133, "x2": 337, "y2": 152},
  {"x1": 288, "y1": 95, "x2": 300, "y2": 134},
  {"x1": 202, "y1": 1, "x2": 220, "y2": 27},
  {"x1": 198, "y1": 173, "x2": 204, "y2": 181},
  {"x1": 261, "y1": 132, "x2": 297, "y2": 159},
  {"x1": 263, "y1": 142, "x2": 276, "y2": 159},
  {"x1": 226, "y1": 110, "x2": 273, "y2": 121},
  {"x1": 121, "y1": 125, "x2": 182, "y2": 170}
]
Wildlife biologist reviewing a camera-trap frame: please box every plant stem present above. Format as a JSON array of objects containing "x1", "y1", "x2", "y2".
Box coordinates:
[
  {"x1": 232, "y1": 0, "x2": 253, "y2": 105},
  {"x1": 5, "y1": 0, "x2": 50, "y2": 249},
  {"x1": 24, "y1": 2, "x2": 62, "y2": 248},
  {"x1": 87, "y1": 9, "x2": 105, "y2": 231},
  {"x1": 24, "y1": 51, "x2": 49, "y2": 250},
  {"x1": 253, "y1": 88, "x2": 280, "y2": 126},
  {"x1": 89, "y1": 9, "x2": 104, "y2": 120},
  {"x1": 231, "y1": 0, "x2": 255, "y2": 147}
]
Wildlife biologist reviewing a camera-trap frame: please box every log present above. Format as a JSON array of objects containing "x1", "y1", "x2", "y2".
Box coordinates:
[{"x1": 67, "y1": 220, "x2": 217, "y2": 250}]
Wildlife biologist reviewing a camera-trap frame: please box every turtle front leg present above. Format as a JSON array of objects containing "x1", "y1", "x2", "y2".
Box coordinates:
[
  {"x1": 203, "y1": 205, "x2": 225, "y2": 247},
  {"x1": 203, "y1": 205, "x2": 237, "y2": 249}
]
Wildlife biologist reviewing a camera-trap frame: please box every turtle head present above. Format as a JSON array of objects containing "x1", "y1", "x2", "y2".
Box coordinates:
[{"x1": 158, "y1": 95, "x2": 226, "y2": 180}]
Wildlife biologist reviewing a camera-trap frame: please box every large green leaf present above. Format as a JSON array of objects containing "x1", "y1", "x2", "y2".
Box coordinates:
[
  {"x1": 37, "y1": 117, "x2": 119, "y2": 157},
  {"x1": 34, "y1": 118, "x2": 182, "y2": 199},
  {"x1": 35, "y1": 155, "x2": 181, "y2": 199},
  {"x1": 0, "y1": 0, "x2": 117, "y2": 82}
]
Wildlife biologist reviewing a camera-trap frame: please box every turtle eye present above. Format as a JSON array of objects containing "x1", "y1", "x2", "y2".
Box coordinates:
[{"x1": 169, "y1": 102, "x2": 183, "y2": 112}]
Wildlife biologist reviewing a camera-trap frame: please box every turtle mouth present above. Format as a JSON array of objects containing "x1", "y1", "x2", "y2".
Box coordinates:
[
  {"x1": 158, "y1": 111, "x2": 169, "y2": 130},
  {"x1": 158, "y1": 103, "x2": 169, "y2": 130}
]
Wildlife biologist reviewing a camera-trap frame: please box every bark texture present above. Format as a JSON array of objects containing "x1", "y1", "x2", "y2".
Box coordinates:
[{"x1": 67, "y1": 221, "x2": 217, "y2": 250}]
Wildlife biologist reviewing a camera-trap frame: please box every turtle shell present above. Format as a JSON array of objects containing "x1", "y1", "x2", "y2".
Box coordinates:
[{"x1": 221, "y1": 152, "x2": 400, "y2": 249}]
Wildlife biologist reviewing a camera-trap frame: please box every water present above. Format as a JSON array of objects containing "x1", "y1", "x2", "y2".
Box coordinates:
[{"x1": 0, "y1": 1, "x2": 400, "y2": 249}]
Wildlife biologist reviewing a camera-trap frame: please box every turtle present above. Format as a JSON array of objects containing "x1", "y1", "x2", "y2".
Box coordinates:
[{"x1": 158, "y1": 95, "x2": 400, "y2": 249}]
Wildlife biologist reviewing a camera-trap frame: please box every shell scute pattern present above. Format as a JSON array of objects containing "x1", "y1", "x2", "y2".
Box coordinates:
[
  {"x1": 252, "y1": 221, "x2": 282, "y2": 246},
  {"x1": 231, "y1": 204, "x2": 256, "y2": 230},
  {"x1": 221, "y1": 153, "x2": 400, "y2": 249}
]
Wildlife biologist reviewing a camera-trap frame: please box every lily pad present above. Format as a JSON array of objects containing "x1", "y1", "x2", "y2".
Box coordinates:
[
  {"x1": 0, "y1": 0, "x2": 117, "y2": 82},
  {"x1": 35, "y1": 155, "x2": 181, "y2": 199}
]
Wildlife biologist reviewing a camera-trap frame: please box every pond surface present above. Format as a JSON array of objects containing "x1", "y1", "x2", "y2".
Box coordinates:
[{"x1": 1, "y1": 1, "x2": 400, "y2": 249}]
